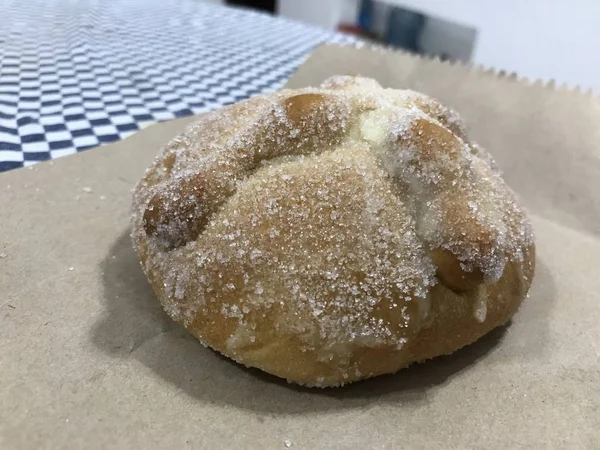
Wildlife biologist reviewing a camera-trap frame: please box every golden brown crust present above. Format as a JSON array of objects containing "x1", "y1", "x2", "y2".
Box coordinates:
[{"x1": 131, "y1": 75, "x2": 535, "y2": 387}]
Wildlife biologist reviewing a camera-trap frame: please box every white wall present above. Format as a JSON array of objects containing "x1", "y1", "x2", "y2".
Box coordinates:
[
  {"x1": 279, "y1": 0, "x2": 600, "y2": 92},
  {"x1": 278, "y1": 0, "x2": 343, "y2": 29},
  {"x1": 418, "y1": 16, "x2": 476, "y2": 62}
]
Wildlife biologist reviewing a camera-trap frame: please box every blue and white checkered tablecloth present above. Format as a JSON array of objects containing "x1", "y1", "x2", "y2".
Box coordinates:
[{"x1": 0, "y1": 0, "x2": 354, "y2": 172}]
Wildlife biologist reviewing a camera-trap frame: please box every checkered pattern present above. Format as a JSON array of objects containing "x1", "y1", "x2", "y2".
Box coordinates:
[{"x1": 0, "y1": 0, "x2": 355, "y2": 172}]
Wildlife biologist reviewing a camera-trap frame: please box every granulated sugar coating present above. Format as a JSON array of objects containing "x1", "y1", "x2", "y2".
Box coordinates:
[{"x1": 131, "y1": 76, "x2": 535, "y2": 387}]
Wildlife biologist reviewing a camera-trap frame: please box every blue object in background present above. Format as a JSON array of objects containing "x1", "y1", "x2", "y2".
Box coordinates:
[
  {"x1": 357, "y1": 0, "x2": 374, "y2": 32},
  {"x1": 384, "y1": 6, "x2": 426, "y2": 52}
]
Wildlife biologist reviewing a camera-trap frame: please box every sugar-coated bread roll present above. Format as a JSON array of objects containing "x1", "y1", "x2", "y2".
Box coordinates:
[{"x1": 131, "y1": 76, "x2": 535, "y2": 387}]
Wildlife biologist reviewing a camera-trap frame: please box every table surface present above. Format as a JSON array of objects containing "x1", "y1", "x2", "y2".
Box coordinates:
[{"x1": 0, "y1": 0, "x2": 353, "y2": 172}]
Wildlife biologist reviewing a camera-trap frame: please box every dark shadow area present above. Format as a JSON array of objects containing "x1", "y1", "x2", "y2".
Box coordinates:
[
  {"x1": 92, "y1": 229, "x2": 555, "y2": 415},
  {"x1": 225, "y1": 0, "x2": 276, "y2": 14}
]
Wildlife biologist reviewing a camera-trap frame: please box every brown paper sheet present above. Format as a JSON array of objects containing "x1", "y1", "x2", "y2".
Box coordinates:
[{"x1": 1, "y1": 44, "x2": 599, "y2": 449}]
